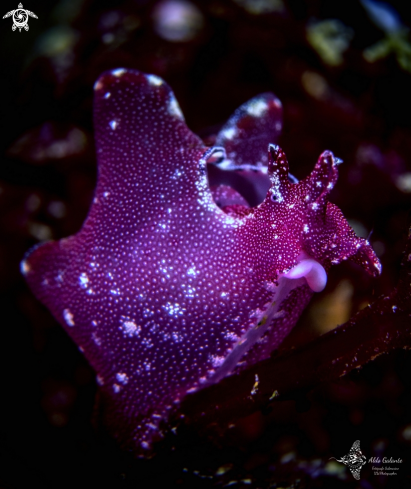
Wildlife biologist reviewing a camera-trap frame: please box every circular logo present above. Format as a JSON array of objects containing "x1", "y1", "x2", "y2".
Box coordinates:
[{"x1": 12, "y1": 8, "x2": 28, "y2": 30}]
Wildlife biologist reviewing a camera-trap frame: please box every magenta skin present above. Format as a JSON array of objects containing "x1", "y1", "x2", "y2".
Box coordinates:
[{"x1": 21, "y1": 69, "x2": 380, "y2": 452}]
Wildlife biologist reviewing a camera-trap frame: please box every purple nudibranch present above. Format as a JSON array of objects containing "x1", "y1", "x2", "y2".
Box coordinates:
[{"x1": 21, "y1": 68, "x2": 381, "y2": 453}]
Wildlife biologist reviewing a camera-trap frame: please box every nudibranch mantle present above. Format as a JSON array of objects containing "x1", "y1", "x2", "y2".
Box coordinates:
[{"x1": 22, "y1": 68, "x2": 380, "y2": 452}]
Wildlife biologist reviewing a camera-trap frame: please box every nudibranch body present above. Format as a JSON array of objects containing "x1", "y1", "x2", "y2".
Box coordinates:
[{"x1": 22, "y1": 69, "x2": 380, "y2": 452}]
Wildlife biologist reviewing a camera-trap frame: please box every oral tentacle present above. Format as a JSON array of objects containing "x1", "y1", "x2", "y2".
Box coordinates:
[{"x1": 285, "y1": 257, "x2": 327, "y2": 293}]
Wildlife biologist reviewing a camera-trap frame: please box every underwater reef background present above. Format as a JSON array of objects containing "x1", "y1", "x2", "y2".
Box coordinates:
[{"x1": 1, "y1": 0, "x2": 411, "y2": 487}]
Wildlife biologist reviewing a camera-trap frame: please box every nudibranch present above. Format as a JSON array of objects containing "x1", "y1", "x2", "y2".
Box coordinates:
[{"x1": 21, "y1": 69, "x2": 381, "y2": 453}]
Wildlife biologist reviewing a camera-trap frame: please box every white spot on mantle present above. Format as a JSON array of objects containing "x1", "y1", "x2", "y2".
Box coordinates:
[
  {"x1": 79, "y1": 272, "x2": 89, "y2": 289},
  {"x1": 246, "y1": 99, "x2": 267, "y2": 117},
  {"x1": 120, "y1": 318, "x2": 141, "y2": 337},
  {"x1": 112, "y1": 68, "x2": 126, "y2": 77},
  {"x1": 116, "y1": 372, "x2": 129, "y2": 384},
  {"x1": 187, "y1": 266, "x2": 199, "y2": 277},
  {"x1": 221, "y1": 127, "x2": 237, "y2": 140},
  {"x1": 210, "y1": 354, "x2": 225, "y2": 368},
  {"x1": 20, "y1": 260, "x2": 30, "y2": 275},
  {"x1": 94, "y1": 79, "x2": 103, "y2": 90},
  {"x1": 163, "y1": 302, "x2": 185, "y2": 317},
  {"x1": 168, "y1": 94, "x2": 184, "y2": 120},
  {"x1": 147, "y1": 74, "x2": 163, "y2": 86},
  {"x1": 63, "y1": 309, "x2": 75, "y2": 327}
]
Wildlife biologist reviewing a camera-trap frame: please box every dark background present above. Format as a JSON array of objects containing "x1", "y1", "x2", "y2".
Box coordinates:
[{"x1": 1, "y1": 0, "x2": 411, "y2": 487}]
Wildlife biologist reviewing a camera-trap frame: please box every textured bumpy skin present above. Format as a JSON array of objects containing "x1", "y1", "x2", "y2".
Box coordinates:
[{"x1": 22, "y1": 69, "x2": 381, "y2": 453}]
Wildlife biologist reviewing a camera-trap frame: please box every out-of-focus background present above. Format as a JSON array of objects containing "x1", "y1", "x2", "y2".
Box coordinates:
[{"x1": 1, "y1": 0, "x2": 411, "y2": 487}]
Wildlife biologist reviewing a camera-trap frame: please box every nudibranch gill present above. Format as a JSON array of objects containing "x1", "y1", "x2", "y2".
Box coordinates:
[{"x1": 21, "y1": 68, "x2": 381, "y2": 453}]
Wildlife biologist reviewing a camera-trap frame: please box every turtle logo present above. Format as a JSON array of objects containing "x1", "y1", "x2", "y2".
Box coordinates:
[
  {"x1": 330, "y1": 440, "x2": 367, "y2": 480},
  {"x1": 3, "y1": 3, "x2": 38, "y2": 32}
]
